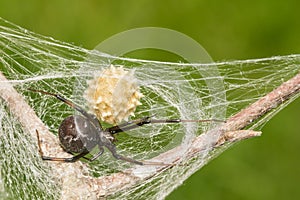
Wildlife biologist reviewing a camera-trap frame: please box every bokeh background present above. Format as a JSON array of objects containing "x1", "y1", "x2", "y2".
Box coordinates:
[{"x1": 1, "y1": 0, "x2": 300, "y2": 199}]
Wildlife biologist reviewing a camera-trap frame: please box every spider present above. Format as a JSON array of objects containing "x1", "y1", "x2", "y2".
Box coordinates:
[{"x1": 30, "y1": 89, "x2": 224, "y2": 165}]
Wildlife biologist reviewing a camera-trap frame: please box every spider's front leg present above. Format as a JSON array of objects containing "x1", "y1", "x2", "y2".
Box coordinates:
[
  {"x1": 104, "y1": 142, "x2": 143, "y2": 165},
  {"x1": 106, "y1": 116, "x2": 153, "y2": 134},
  {"x1": 106, "y1": 116, "x2": 225, "y2": 134}
]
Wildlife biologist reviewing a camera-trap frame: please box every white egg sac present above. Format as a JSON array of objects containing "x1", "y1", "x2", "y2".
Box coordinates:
[{"x1": 84, "y1": 65, "x2": 144, "y2": 124}]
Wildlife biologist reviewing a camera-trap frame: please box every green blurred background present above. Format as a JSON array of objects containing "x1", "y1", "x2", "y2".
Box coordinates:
[{"x1": 1, "y1": 0, "x2": 300, "y2": 199}]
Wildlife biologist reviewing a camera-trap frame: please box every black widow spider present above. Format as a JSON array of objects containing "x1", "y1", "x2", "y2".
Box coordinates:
[{"x1": 30, "y1": 89, "x2": 224, "y2": 165}]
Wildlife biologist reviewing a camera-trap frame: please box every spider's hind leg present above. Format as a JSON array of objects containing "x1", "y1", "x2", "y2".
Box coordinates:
[
  {"x1": 35, "y1": 130, "x2": 89, "y2": 162},
  {"x1": 28, "y1": 89, "x2": 90, "y2": 119}
]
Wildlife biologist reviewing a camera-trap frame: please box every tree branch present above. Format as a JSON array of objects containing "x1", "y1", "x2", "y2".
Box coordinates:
[{"x1": 0, "y1": 71, "x2": 299, "y2": 199}]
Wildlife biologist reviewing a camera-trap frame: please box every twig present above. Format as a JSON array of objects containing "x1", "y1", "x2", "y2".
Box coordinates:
[{"x1": 0, "y1": 71, "x2": 299, "y2": 199}]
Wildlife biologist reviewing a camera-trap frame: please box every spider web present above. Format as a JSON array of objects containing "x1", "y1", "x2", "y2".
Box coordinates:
[{"x1": 0, "y1": 17, "x2": 300, "y2": 200}]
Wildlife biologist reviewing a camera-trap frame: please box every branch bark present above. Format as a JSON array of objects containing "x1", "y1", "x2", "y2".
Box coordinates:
[{"x1": 0, "y1": 71, "x2": 299, "y2": 199}]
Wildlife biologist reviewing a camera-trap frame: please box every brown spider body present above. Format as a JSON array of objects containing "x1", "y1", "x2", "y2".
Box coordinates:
[
  {"x1": 31, "y1": 89, "x2": 144, "y2": 164},
  {"x1": 30, "y1": 88, "x2": 222, "y2": 165},
  {"x1": 58, "y1": 115, "x2": 100, "y2": 154}
]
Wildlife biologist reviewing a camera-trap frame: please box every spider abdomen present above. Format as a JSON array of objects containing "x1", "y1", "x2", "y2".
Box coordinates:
[{"x1": 58, "y1": 115, "x2": 99, "y2": 153}]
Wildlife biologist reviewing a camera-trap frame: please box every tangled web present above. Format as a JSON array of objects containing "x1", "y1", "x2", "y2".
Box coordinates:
[{"x1": 0, "y1": 18, "x2": 300, "y2": 199}]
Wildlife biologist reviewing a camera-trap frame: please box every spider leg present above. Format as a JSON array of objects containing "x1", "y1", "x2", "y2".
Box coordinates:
[
  {"x1": 41, "y1": 151, "x2": 90, "y2": 162},
  {"x1": 105, "y1": 143, "x2": 143, "y2": 165},
  {"x1": 107, "y1": 116, "x2": 225, "y2": 134},
  {"x1": 109, "y1": 115, "x2": 156, "y2": 129},
  {"x1": 89, "y1": 146, "x2": 104, "y2": 161},
  {"x1": 28, "y1": 89, "x2": 90, "y2": 118},
  {"x1": 36, "y1": 130, "x2": 89, "y2": 162},
  {"x1": 106, "y1": 116, "x2": 152, "y2": 134}
]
